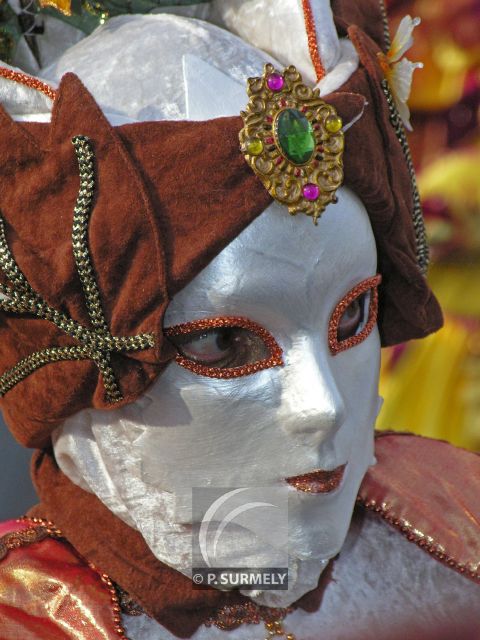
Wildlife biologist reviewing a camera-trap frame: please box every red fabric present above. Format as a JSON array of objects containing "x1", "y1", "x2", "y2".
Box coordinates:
[
  {"x1": 0, "y1": 519, "x2": 120, "y2": 639},
  {"x1": 358, "y1": 432, "x2": 480, "y2": 582}
]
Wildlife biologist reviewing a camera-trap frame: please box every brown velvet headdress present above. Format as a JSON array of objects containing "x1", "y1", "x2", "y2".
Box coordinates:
[{"x1": 0, "y1": 5, "x2": 442, "y2": 450}]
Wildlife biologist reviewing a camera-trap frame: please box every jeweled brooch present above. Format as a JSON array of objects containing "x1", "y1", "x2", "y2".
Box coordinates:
[{"x1": 240, "y1": 64, "x2": 344, "y2": 224}]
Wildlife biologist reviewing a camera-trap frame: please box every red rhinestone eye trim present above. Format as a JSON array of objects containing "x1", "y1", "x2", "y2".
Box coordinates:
[
  {"x1": 328, "y1": 275, "x2": 382, "y2": 355},
  {"x1": 164, "y1": 316, "x2": 284, "y2": 379}
]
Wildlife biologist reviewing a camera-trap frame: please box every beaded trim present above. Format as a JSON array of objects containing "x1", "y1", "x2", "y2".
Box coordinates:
[
  {"x1": 301, "y1": 0, "x2": 326, "y2": 82},
  {"x1": 381, "y1": 80, "x2": 429, "y2": 274},
  {"x1": 0, "y1": 135, "x2": 155, "y2": 401},
  {"x1": 89, "y1": 565, "x2": 131, "y2": 638},
  {"x1": 328, "y1": 275, "x2": 381, "y2": 355},
  {"x1": 164, "y1": 316, "x2": 283, "y2": 379},
  {"x1": 0, "y1": 66, "x2": 57, "y2": 100},
  {"x1": 357, "y1": 497, "x2": 480, "y2": 584}
]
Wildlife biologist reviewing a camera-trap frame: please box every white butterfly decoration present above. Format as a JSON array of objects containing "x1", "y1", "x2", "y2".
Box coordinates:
[{"x1": 380, "y1": 15, "x2": 423, "y2": 131}]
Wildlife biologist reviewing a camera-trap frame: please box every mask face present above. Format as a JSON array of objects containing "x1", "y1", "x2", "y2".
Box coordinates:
[{"x1": 54, "y1": 186, "x2": 381, "y2": 605}]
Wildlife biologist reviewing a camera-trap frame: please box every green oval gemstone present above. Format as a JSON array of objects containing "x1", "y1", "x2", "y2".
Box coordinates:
[{"x1": 276, "y1": 109, "x2": 315, "y2": 165}]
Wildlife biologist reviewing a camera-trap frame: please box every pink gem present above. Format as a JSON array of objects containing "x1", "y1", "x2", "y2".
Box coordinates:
[
  {"x1": 303, "y1": 183, "x2": 320, "y2": 201},
  {"x1": 267, "y1": 73, "x2": 285, "y2": 92}
]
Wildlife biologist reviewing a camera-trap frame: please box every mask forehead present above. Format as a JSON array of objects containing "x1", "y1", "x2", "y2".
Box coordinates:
[{"x1": 165, "y1": 186, "x2": 377, "y2": 328}]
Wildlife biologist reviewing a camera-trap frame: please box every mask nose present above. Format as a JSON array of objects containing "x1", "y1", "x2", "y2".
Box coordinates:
[{"x1": 278, "y1": 335, "x2": 347, "y2": 446}]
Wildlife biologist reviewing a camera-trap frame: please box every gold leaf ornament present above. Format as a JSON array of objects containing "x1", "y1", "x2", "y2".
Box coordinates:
[{"x1": 239, "y1": 64, "x2": 344, "y2": 224}]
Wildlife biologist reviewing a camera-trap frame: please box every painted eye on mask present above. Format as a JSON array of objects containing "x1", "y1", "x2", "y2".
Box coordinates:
[
  {"x1": 164, "y1": 317, "x2": 283, "y2": 378},
  {"x1": 328, "y1": 274, "x2": 382, "y2": 355}
]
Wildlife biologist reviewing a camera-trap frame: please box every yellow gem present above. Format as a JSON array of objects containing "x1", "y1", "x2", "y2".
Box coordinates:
[
  {"x1": 325, "y1": 114, "x2": 343, "y2": 133},
  {"x1": 247, "y1": 138, "x2": 264, "y2": 155}
]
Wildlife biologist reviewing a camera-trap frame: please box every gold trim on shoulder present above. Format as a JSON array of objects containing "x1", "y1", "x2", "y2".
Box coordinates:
[{"x1": 240, "y1": 64, "x2": 344, "y2": 224}]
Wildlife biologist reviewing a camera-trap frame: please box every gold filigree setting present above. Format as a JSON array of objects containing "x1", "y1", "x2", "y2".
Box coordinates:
[{"x1": 240, "y1": 64, "x2": 344, "y2": 224}]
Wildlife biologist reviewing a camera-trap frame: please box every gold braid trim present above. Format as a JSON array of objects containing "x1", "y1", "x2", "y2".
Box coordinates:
[
  {"x1": 381, "y1": 80, "x2": 429, "y2": 274},
  {"x1": 0, "y1": 520, "x2": 62, "y2": 561},
  {"x1": 0, "y1": 135, "x2": 155, "y2": 401},
  {"x1": 378, "y1": 0, "x2": 391, "y2": 51}
]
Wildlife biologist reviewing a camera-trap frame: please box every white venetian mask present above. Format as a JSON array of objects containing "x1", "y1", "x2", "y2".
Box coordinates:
[{"x1": 53, "y1": 186, "x2": 382, "y2": 607}]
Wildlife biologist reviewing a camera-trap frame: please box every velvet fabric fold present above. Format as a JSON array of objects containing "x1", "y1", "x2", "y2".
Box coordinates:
[{"x1": 0, "y1": 34, "x2": 441, "y2": 448}]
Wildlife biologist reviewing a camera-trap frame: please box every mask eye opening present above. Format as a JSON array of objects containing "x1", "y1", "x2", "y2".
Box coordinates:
[
  {"x1": 328, "y1": 274, "x2": 382, "y2": 355},
  {"x1": 164, "y1": 316, "x2": 283, "y2": 378}
]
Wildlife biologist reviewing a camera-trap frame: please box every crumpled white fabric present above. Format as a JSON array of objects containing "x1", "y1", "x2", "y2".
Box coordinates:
[
  {"x1": 2, "y1": 12, "x2": 358, "y2": 122},
  {"x1": 210, "y1": 0, "x2": 341, "y2": 83}
]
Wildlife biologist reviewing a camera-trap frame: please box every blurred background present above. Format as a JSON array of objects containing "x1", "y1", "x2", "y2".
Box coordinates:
[
  {"x1": 378, "y1": 0, "x2": 480, "y2": 452},
  {"x1": 0, "y1": 0, "x2": 479, "y2": 520}
]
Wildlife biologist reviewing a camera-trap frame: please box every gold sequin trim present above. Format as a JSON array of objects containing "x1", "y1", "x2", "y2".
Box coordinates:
[
  {"x1": 38, "y1": 0, "x2": 73, "y2": 17},
  {"x1": 301, "y1": 0, "x2": 326, "y2": 82},
  {"x1": 0, "y1": 136, "x2": 155, "y2": 401},
  {"x1": 328, "y1": 275, "x2": 381, "y2": 355},
  {"x1": 0, "y1": 516, "x2": 62, "y2": 561},
  {"x1": 0, "y1": 66, "x2": 57, "y2": 100},
  {"x1": 357, "y1": 497, "x2": 480, "y2": 583},
  {"x1": 205, "y1": 602, "x2": 295, "y2": 638},
  {"x1": 0, "y1": 525, "x2": 51, "y2": 560}
]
